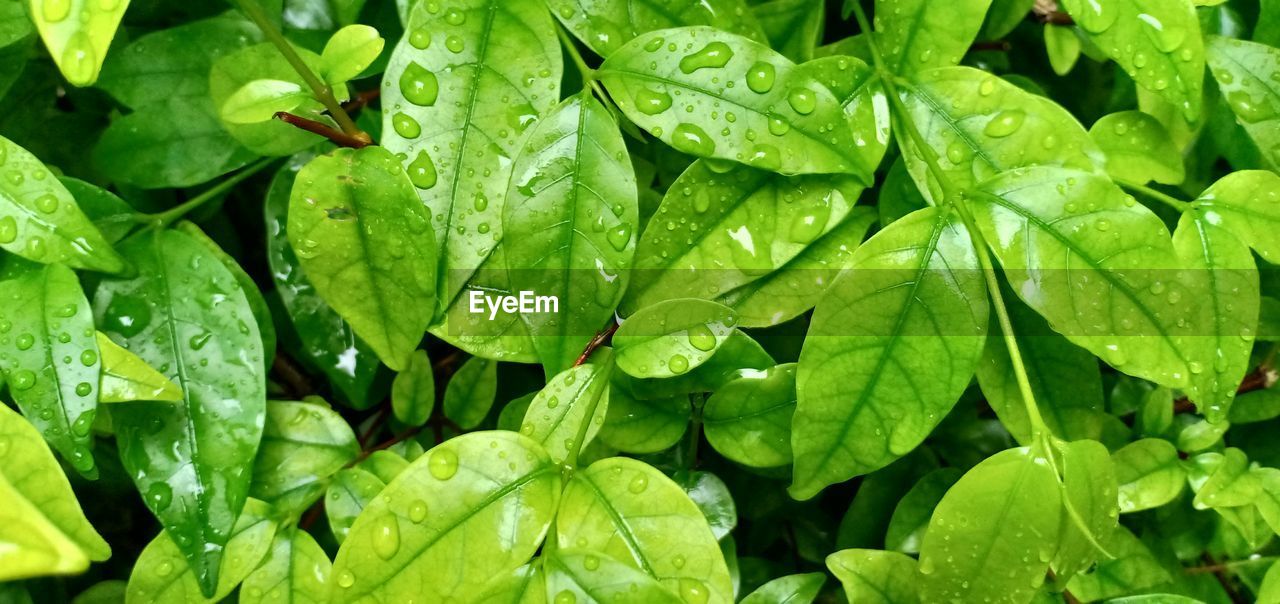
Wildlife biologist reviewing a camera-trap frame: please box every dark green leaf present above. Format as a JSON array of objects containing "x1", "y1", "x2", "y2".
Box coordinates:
[{"x1": 443, "y1": 355, "x2": 498, "y2": 429}]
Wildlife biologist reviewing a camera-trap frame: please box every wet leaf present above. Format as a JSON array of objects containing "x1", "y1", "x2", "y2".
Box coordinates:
[
  {"x1": 613, "y1": 298, "x2": 738, "y2": 379},
  {"x1": 28, "y1": 0, "x2": 129, "y2": 86},
  {"x1": 250, "y1": 400, "x2": 359, "y2": 516}
]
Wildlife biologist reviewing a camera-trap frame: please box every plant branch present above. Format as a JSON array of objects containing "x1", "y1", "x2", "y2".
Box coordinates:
[
  {"x1": 1121, "y1": 182, "x2": 1193, "y2": 212},
  {"x1": 1173, "y1": 361, "x2": 1279, "y2": 413},
  {"x1": 342, "y1": 89, "x2": 381, "y2": 114},
  {"x1": 554, "y1": 20, "x2": 595, "y2": 84},
  {"x1": 574, "y1": 322, "x2": 619, "y2": 367},
  {"x1": 135, "y1": 157, "x2": 277, "y2": 227},
  {"x1": 271, "y1": 352, "x2": 312, "y2": 399},
  {"x1": 274, "y1": 112, "x2": 372, "y2": 148},
  {"x1": 234, "y1": 0, "x2": 366, "y2": 137}
]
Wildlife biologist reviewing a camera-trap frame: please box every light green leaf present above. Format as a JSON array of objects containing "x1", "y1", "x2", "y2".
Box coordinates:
[
  {"x1": 519, "y1": 350, "x2": 613, "y2": 464},
  {"x1": 94, "y1": 228, "x2": 267, "y2": 596},
  {"x1": 1112, "y1": 438, "x2": 1184, "y2": 513},
  {"x1": 547, "y1": 0, "x2": 766, "y2": 58},
  {"x1": 624, "y1": 160, "x2": 863, "y2": 316},
  {"x1": 265, "y1": 154, "x2": 381, "y2": 409},
  {"x1": 0, "y1": 136, "x2": 125, "y2": 272},
  {"x1": 826, "y1": 549, "x2": 918, "y2": 604},
  {"x1": 969, "y1": 167, "x2": 1196, "y2": 392},
  {"x1": 791, "y1": 206, "x2": 987, "y2": 499},
  {"x1": 1176, "y1": 418, "x2": 1228, "y2": 452},
  {"x1": 1066, "y1": 528, "x2": 1170, "y2": 602},
  {"x1": 330, "y1": 432, "x2": 562, "y2": 602},
  {"x1": 240, "y1": 528, "x2": 332, "y2": 604},
  {"x1": 976, "y1": 285, "x2": 1108, "y2": 444},
  {"x1": 358, "y1": 449, "x2": 409, "y2": 484},
  {"x1": 1061, "y1": 0, "x2": 1204, "y2": 121},
  {"x1": 557, "y1": 457, "x2": 733, "y2": 604},
  {"x1": 219, "y1": 79, "x2": 308, "y2": 124},
  {"x1": 1089, "y1": 111, "x2": 1185, "y2": 185},
  {"x1": 874, "y1": 0, "x2": 992, "y2": 74},
  {"x1": 381, "y1": 0, "x2": 561, "y2": 304},
  {"x1": 544, "y1": 550, "x2": 683, "y2": 604},
  {"x1": 28, "y1": 0, "x2": 128, "y2": 85},
  {"x1": 209, "y1": 42, "x2": 328, "y2": 156},
  {"x1": 124, "y1": 499, "x2": 277, "y2": 604},
  {"x1": 0, "y1": 262, "x2": 101, "y2": 476},
  {"x1": 0, "y1": 0, "x2": 32, "y2": 49},
  {"x1": 320, "y1": 24, "x2": 384, "y2": 85},
  {"x1": 287, "y1": 146, "x2": 436, "y2": 372},
  {"x1": 324, "y1": 468, "x2": 385, "y2": 544},
  {"x1": 473, "y1": 564, "x2": 547, "y2": 604},
  {"x1": 614, "y1": 298, "x2": 738, "y2": 379},
  {"x1": 1052, "y1": 440, "x2": 1119, "y2": 582},
  {"x1": 884, "y1": 468, "x2": 962, "y2": 554},
  {"x1": 918, "y1": 447, "x2": 1062, "y2": 604},
  {"x1": 599, "y1": 27, "x2": 870, "y2": 177},
  {"x1": 250, "y1": 400, "x2": 359, "y2": 516},
  {"x1": 71, "y1": 581, "x2": 127, "y2": 604},
  {"x1": 897, "y1": 68, "x2": 1103, "y2": 201},
  {"x1": 1205, "y1": 36, "x2": 1280, "y2": 166},
  {"x1": 1190, "y1": 448, "x2": 1259, "y2": 510},
  {"x1": 0, "y1": 403, "x2": 109, "y2": 580},
  {"x1": 502, "y1": 93, "x2": 638, "y2": 374},
  {"x1": 59, "y1": 176, "x2": 134, "y2": 244},
  {"x1": 1190, "y1": 170, "x2": 1280, "y2": 264},
  {"x1": 702, "y1": 363, "x2": 796, "y2": 468},
  {"x1": 1045, "y1": 24, "x2": 1081, "y2": 75},
  {"x1": 739, "y1": 572, "x2": 825, "y2": 604},
  {"x1": 443, "y1": 355, "x2": 497, "y2": 429},
  {"x1": 721, "y1": 207, "x2": 876, "y2": 328},
  {"x1": 678, "y1": 470, "x2": 736, "y2": 541},
  {"x1": 96, "y1": 332, "x2": 183, "y2": 403},
  {"x1": 795, "y1": 55, "x2": 891, "y2": 181},
  {"x1": 596, "y1": 377, "x2": 689, "y2": 454},
  {"x1": 391, "y1": 350, "x2": 434, "y2": 427},
  {"x1": 1260, "y1": 563, "x2": 1280, "y2": 604},
  {"x1": 754, "y1": 0, "x2": 824, "y2": 63},
  {"x1": 616, "y1": 330, "x2": 773, "y2": 400}
]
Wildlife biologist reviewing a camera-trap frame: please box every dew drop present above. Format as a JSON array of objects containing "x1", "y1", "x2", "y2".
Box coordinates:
[
  {"x1": 670, "y1": 123, "x2": 715, "y2": 156},
  {"x1": 606, "y1": 222, "x2": 632, "y2": 251},
  {"x1": 392, "y1": 112, "x2": 422, "y2": 138},
  {"x1": 399, "y1": 62, "x2": 439, "y2": 106},
  {"x1": 409, "y1": 500, "x2": 428, "y2": 523},
  {"x1": 634, "y1": 87, "x2": 672, "y2": 115},
  {"x1": 746, "y1": 61, "x2": 775, "y2": 93},
  {"x1": 786, "y1": 87, "x2": 816, "y2": 115},
  {"x1": 0, "y1": 216, "x2": 15, "y2": 244},
  {"x1": 628, "y1": 473, "x2": 649, "y2": 493},
  {"x1": 372, "y1": 514, "x2": 401, "y2": 560},
  {"x1": 668, "y1": 354, "x2": 689, "y2": 374},
  {"x1": 428, "y1": 447, "x2": 459, "y2": 480},
  {"x1": 10, "y1": 370, "x2": 35, "y2": 390},
  {"x1": 687, "y1": 324, "x2": 717, "y2": 351},
  {"x1": 679, "y1": 41, "x2": 733, "y2": 74},
  {"x1": 983, "y1": 109, "x2": 1026, "y2": 138}
]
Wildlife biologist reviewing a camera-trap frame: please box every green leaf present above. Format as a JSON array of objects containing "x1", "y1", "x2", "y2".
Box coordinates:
[
  {"x1": 597, "y1": 378, "x2": 689, "y2": 454},
  {"x1": 250, "y1": 400, "x2": 359, "y2": 516},
  {"x1": 884, "y1": 468, "x2": 962, "y2": 554},
  {"x1": 330, "y1": 432, "x2": 562, "y2": 601},
  {"x1": 623, "y1": 160, "x2": 863, "y2": 315},
  {"x1": 791, "y1": 207, "x2": 987, "y2": 499},
  {"x1": 240, "y1": 528, "x2": 332, "y2": 604},
  {"x1": 209, "y1": 42, "x2": 328, "y2": 156},
  {"x1": 1089, "y1": 111, "x2": 1185, "y2": 185},
  {"x1": 547, "y1": 0, "x2": 766, "y2": 58},
  {"x1": 739, "y1": 572, "x2": 825, "y2": 604},
  {"x1": 93, "y1": 228, "x2": 267, "y2": 596},
  {"x1": 28, "y1": 0, "x2": 128, "y2": 85},
  {"x1": 1229, "y1": 389, "x2": 1280, "y2": 424},
  {"x1": 325, "y1": 467, "x2": 385, "y2": 544},
  {"x1": 874, "y1": 0, "x2": 992, "y2": 74},
  {"x1": 984, "y1": 0, "x2": 1036, "y2": 38},
  {"x1": 1113, "y1": 438, "x2": 1185, "y2": 513},
  {"x1": 1260, "y1": 563, "x2": 1280, "y2": 604},
  {"x1": 556, "y1": 457, "x2": 733, "y2": 604},
  {"x1": 918, "y1": 447, "x2": 1062, "y2": 604},
  {"x1": 827, "y1": 549, "x2": 919, "y2": 603},
  {"x1": 96, "y1": 332, "x2": 183, "y2": 403},
  {"x1": 287, "y1": 146, "x2": 436, "y2": 372},
  {"x1": 876, "y1": 157, "x2": 927, "y2": 225},
  {"x1": 320, "y1": 24, "x2": 384, "y2": 85},
  {"x1": 219, "y1": 79, "x2": 308, "y2": 124},
  {"x1": 976, "y1": 285, "x2": 1108, "y2": 444},
  {"x1": 1189, "y1": 170, "x2": 1280, "y2": 264},
  {"x1": 1066, "y1": 528, "x2": 1171, "y2": 601},
  {"x1": 897, "y1": 68, "x2": 1103, "y2": 201},
  {"x1": 0, "y1": 136, "x2": 125, "y2": 272},
  {"x1": 1061, "y1": 0, "x2": 1204, "y2": 122},
  {"x1": 0, "y1": 262, "x2": 102, "y2": 476},
  {"x1": 1177, "y1": 418, "x2": 1227, "y2": 452},
  {"x1": 754, "y1": 0, "x2": 824, "y2": 63},
  {"x1": 614, "y1": 298, "x2": 738, "y2": 379},
  {"x1": 0, "y1": 403, "x2": 110, "y2": 580},
  {"x1": 1052, "y1": 440, "x2": 1120, "y2": 582},
  {"x1": 502, "y1": 93, "x2": 638, "y2": 374},
  {"x1": 617, "y1": 330, "x2": 773, "y2": 400},
  {"x1": 599, "y1": 27, "x2": 870, "y2": 177},
  {"x1": 794, "y1": 55, "x2": 891, "y2": 180},
  {"x1": 265, "y1": 155, "x2": 381, "y2": 408},
  {"x1": 544, "y1": 549, "x2": 683, "y2": 604},
  {"x1": 443, "y1": 355, "x2": 498, "y2": 429},
  {"x1": 473, "y1": 563, "x2": 547, "y2": 604},
  {"x1": 124, "y1": 499, "x2": 278, "y2": 603},
  {"x1": 71, "y1": 581, "x2": 126, "y2": 604},
  {"x1": 969, "y1": 167, "x2": 1197, "y2": 392},
  {"x1": 1172, "y1": 207, "x2": 1257, "y2": 421},
  {"x1": 1044, "y1": 24, "x2": 1081, "y2": 76},
  {"x1": 678, "y1": 470, "x2": 737, "y2": 541},
  {"x1": 59, "y1": 177, "x2": 134, "y2": 244},
  {"x1": 0, "y1": 0, "x2": 32, "y2": 49},
  {"x1": 519, "y1": 350, "x2": 613, "y2": 464},
  {"x1": 381, "y1": 0, "x2": 561, "y2": 304},
  {"x1": 721, "y1": 207, "x2": 876, "y2": 328},
  {"x1": 389, "y1": 350, "x2": 434, "y2": 428},
  {"x1": 702, "y1": 363, "x2": 796, "y2": 468}
]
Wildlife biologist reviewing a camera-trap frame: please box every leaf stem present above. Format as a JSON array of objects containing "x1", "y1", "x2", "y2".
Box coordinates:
[
  {"x1": 564, "y1": 362, "x2": 613, "y2": 469},
  {"x1": 554, "y1": 20, "x2": 596, "y2": 84},
  {"x1": 234, "y1": 0, "x2": 368, "y2": 139},
  {"x1": 274, "y1": 111, "x2": 372, "y2": 148},
  {"x1": 136, "y1": 157, "x2": 277, "y2": 228},
  {"x1": 1121, "y1": 182, "x2": 1193, "y2": 212}
]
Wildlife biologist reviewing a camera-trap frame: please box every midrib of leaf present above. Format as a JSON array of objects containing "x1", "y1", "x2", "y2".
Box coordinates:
[
  {"x1": 334, "y1": 167, "x2": 398, "y2": 359},
  {"x1": 575, "y1": 473, "x2": 657, "y2": 575},
  {"x1": 352, "y1": 465, "x2": 555, "y2": 595},
  {"x1": 30, "y1": 270, "x2": 75, "y2": 456},
  {"x1": 805, "y1": 213, "x2": 948, "y2": 475},
  {"x1": 880, "y1": 2, "x2": 927, "y2": 72},
  {"x1": 702, "y1": 399, "x2": 794, "y2": 425},
  {"x1": 967, "y1": 456, "x2": 1039, "y2": 589},
  {"x1": 594, "y1": 67, "x2": 856, "y2": 164},
  {"x1": 1130, "y1": 0, "x2": 1198, "y2": 107},
  {"x1": 978, "y1": 191, "x2": 1191, "y2": 372},
  {"x1": 550, "y1": 96, "x2": 592, "y2": 350},
  {"x1": 902, "y1": 80, "x2": 999, "y2": 176}
]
